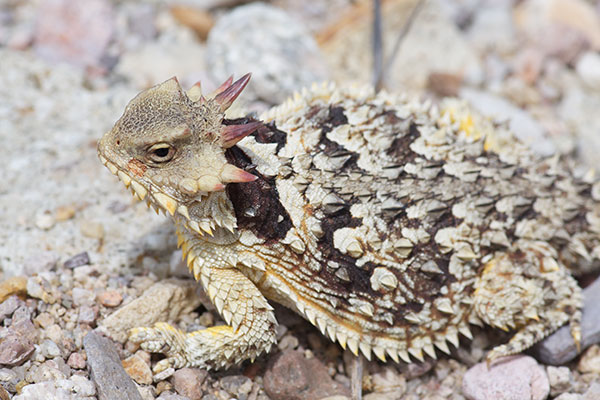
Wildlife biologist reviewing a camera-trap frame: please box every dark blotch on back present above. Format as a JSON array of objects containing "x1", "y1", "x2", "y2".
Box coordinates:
[
  {"x1": 225, "y1": 145, "x2": 292, "y2": 243},
  {"x1": 387, "y1": 121, "x2": 420, "y2": 164}
]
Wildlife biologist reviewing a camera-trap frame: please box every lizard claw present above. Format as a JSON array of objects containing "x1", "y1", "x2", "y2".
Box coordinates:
[{"x1": 129, "y1": 322, "x2": 189, "y2": 371}]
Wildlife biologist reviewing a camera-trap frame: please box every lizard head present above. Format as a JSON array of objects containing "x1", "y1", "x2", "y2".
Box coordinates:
[{"x1": 98, "y1": 74, "x2": 260, "y2": 235}]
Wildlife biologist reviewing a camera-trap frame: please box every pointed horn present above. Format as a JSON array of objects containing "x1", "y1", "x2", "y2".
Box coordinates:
[
  {"x1": 220, "y1": 164, "x2": 257, "y2": 183},
  {"x1": 221, "y1": 121, "x2": 262, "y2": 148},
  {"x1": 212, "y1": 75, "x2": 233, "y2": 97},
  {"x1": 187, "y1": 80, "x2": 202, "y2": 102},
  {"x1": 214, "y1": 73, "x2": 251, "y2": 112}
]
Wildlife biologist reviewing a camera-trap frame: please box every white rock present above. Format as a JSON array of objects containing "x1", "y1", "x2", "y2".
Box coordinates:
[
  {"x1": 459, "y1": 88, "x2": 556, "y2": 156},
  {"x1": 462, "y1": 355, "x2": 549, "y2": 400},
  {"x1": 206, "y1": 3, "x2": 328, "y2": 105},
  {"x1": 576, "y1": 52, "x2": 600, "y2": 91}
]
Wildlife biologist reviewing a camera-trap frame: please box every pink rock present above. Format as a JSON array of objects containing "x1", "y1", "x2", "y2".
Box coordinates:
[
  {"x1": 462, "y1": 355, "x2": 549, "y2": 400},
  {"x1": 34, "y1": 0, "x2": 114, "y2": 71}
]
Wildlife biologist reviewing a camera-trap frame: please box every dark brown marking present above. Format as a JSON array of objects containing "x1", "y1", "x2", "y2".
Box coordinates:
[
  {"x1": 225, "y1": 146, "x2": 292, "y2": 242},
  {"x1": 386, "y1": 121, "x2": 420, "y2": 164}
]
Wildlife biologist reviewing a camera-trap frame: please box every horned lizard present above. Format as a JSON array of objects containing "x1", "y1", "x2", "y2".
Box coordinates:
[{"x1": 98, "y1": 74, "x2": 600, "y2": 372}]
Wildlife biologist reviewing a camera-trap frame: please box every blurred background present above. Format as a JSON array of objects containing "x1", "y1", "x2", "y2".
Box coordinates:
[{"x1": 1, "y1": 0, "x2": 600, "y2": 276}]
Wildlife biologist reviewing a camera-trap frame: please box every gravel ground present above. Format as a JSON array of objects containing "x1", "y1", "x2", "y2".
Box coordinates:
[{"x1": 1, "y1": 0, "x2": 600, "y2": 399}]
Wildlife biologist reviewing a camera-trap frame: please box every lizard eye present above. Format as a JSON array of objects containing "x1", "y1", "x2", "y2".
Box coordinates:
[{"x1": 147, "y1": 143, "x2": 175, "y2": 163}]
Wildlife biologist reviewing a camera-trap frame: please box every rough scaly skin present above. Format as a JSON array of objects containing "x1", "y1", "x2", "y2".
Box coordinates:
[{"x1": 98, "y1": 75, "x2": 600, "y2": 371}]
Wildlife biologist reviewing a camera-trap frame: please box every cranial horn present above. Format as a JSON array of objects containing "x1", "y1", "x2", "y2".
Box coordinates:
[
  {"x1": 220, "y1": 164, "x2": 257, "y2": 183},
  {"x1": 214, "y1": 73, "x2": 251, "y2": 112},
  {"x1": 221, "y1": 121, "x2": 262, "y2": 148},
  {"x1": 212, "y1": 75, "x2": 233, "y2": 97},
  {"x1": 187, "y1": 80, "x2": 203, "y2": 102}
]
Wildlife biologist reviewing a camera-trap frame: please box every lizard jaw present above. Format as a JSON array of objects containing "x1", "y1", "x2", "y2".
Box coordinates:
[{"x1": 98, "y1": 154, "x2": 226, "y2": 236}]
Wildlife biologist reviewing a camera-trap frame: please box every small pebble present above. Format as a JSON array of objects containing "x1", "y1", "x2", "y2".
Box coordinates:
[
  {"x1": 122, "y1": 354, "x2": 153, "y2": 385},
  {"x1": 277, "y1": 335, "x2": 299, "y2": 351},
  {"x1": 39, "y1": 339, "x2": 61, "y2": 359},
  {"x1": 35, "y1": 212, "x2": 55, "y2": 230},
  {"x1": 0, "y1": 277, "x2": 27, "y2": 303},
  {"x1": 578, "y1": 345, "x2": 600, "y2": 374},
  {"x1": 0, "y1": 296, "x2": 25, "y2": 322},
  {"x1": 63, "y1": 252, "x2": 90, "y2": 269},
  {"x1": 97, "y1": 290, "x2": 123, "y2": 307},
  {"x1": 12, "y1": 381, "x2": 70, "y2": 400},
  {"x1": 78, "y1": 305, "x2": 98, "y2": 324},
  {"x1": 67, "y1": 352, "x2": 87, "y2": 369},
  {"x1": 221, "y1": 375, "x2": 252, "y2": 397},
  {"x1": 54, "y1": 205, "x2": 76, "y2": 221},
  {"x1": 264, "y1": 350, "x2": 350, "y2": 400},
  {"x1": 34, "y1": 312, "x2": 55, "y2": 329},
  {"x1": 80, "y1": 220, "x2": 105, "y2": 239},
  {"x1": 171, "y1": 368, "x2": 207, "y2": 400},
  {"x1": 0, "y1": 368, "x2": 19, "y2": 393},
  {"x1": 547, "y1": 366, "x2": 572, "y2": 396},
  {"x1": 153, "y1": 367, "x2": 175, "y2": 383},
  {"x1": 71, "y1": 287, "x2": 95, "y2": 307},
  {"x1": 0, "y1": 332, "x2": 35, "y2": 366}
]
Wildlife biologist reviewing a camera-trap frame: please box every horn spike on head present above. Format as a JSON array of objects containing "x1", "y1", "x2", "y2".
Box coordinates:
[
  {"x1": 213, "y1": 75, "x2": 234, "y2": 96},
  {"x1": 214, "y1": 73, "x2": 251, "y2": 112},
  {"x1": 187, "y1": 80, "x2": 203, "y2": 102},
  {"x1": 220, "y1": 164, "x2": 257, "y2": 183},
  {"x1": 221, "y1": 121, "x2": 262, "y2": 148}
]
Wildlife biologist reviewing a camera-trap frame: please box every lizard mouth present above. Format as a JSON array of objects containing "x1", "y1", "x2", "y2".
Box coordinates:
[{"x1": 98, "y1": 153, "x2": 224, "y2": 236}]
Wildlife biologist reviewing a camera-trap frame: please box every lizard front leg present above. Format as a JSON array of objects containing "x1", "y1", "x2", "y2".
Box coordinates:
[{"x1": 130, "y1": 265, "x2": 278, "y2": 371}]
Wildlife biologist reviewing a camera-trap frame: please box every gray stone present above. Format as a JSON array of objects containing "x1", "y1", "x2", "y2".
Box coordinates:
[
  {"x1": 83, "y1": 331, "x2": 143, "y2": 400},
  {"x1": 462, "y1": 355, "x2": 549, "y2": 400},
  {"x1": 533, "y1": 277, "x2": 600, "y2": 364},
  {"x1": 63, "y1": 252, "x2": 90, "y2": 269},
  {"x1": 206, "y1": 3, "x2": 328, "y2": 106}
]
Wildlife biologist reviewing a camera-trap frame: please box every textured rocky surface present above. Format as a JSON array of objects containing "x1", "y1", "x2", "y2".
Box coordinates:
[{"x1": 2, "y1": 0, "x2": 600, "y2": 399}]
